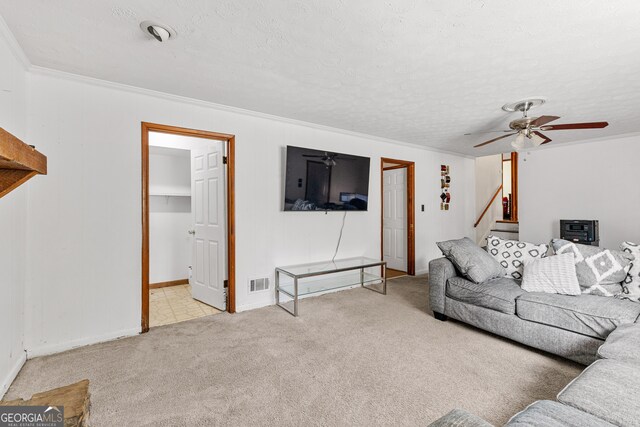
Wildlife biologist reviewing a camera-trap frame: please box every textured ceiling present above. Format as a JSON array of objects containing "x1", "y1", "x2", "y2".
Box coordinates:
[{"x1": 2, "y1": 1, "x2": 640, "y2": 155}]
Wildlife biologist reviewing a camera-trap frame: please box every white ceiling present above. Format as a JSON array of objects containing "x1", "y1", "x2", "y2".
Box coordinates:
[{"x1": 2, "y1": 1, "x2": 640, "y2": 156}]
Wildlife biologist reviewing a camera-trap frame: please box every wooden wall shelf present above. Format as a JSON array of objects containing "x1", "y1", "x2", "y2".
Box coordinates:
[{"x1": 0, "y1": 128, "x2": 47, "y2": 198}]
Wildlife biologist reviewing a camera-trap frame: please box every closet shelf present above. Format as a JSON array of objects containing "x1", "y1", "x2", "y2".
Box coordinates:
[
  {"x1": 149, "y1": 192, "x2": 191, "y2": 197},
  {"x1": 0, "y1": 128, "x2": 47, "y2": 198},
  {"x1": 149, "y1": 186, "x2": 191, "y2": 197}
]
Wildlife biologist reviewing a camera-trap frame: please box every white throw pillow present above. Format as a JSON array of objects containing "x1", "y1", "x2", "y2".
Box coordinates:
[
  {"x1": 620, "y1": 242, "x2": 640, "y2": 301},
  {"x1": 486, "y1": 235, "x2": 548, "y2": 280},
  {"x1": 521, "y1": 253, "x2": 581, "y2": 295}
]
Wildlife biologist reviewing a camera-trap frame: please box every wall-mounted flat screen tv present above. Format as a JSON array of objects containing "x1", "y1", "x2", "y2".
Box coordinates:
[{"x1": 284, "y1": 146, "x2": 370, "y2": 211}]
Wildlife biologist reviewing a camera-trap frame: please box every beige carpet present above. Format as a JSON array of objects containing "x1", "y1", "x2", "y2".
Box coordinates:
[{"x1": 6, "y1": 276, "x2": 582, "y2": 426}]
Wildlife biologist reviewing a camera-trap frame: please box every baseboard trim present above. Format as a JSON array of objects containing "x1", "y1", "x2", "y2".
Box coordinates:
[
  {"x1": 236, "y1": 300, "x2": 272, "y2": 312},
  {"x1": 1, "y1": 351, "x2": 27, "y2": 399},
  {"x1": 26, "y1": 327, "x2": 140, "y2": 359},
  {"x1": 149, "y1": 279, "x2": 188, "y2": 289}
]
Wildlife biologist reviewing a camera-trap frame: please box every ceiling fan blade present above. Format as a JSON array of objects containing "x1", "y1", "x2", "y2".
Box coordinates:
[
  {"x1": 474, "y1": 133, "x2": 517, "y2": 148},
  {"x1": 464, "y1": 130, "x2": 512, "y2": 135},
  {"x1": 530, "y1": 115, "x2": 560, "y2": 127},
  {"x1": 532, "y1": 131, "x2": 552, "y2": 146},
  {"x1": 540, "y1": 121, "x2": 609, "y2": 131}
]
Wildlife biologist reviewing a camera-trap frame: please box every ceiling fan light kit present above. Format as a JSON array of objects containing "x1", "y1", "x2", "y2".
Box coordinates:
[{"x1": 469, "y1": 98, "x2": 609, "y2": 151}]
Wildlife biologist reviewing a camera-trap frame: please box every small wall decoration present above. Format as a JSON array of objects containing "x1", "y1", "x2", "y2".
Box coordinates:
[{"x1": 440, "y1": 164, "x2": 451, "y2": 211}]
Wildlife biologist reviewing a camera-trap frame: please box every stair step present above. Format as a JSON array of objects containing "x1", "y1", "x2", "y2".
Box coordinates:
[{"x1": 491, "y1": 229, "x2": 519, "y2": 233}]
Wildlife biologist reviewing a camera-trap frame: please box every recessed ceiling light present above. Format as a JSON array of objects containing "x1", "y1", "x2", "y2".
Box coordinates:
[{"x1": 139, "y1": 20, "x2": 177, "y2": 42}]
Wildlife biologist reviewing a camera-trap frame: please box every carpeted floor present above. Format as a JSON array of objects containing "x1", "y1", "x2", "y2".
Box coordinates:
[{"x1": 6, "y1": 276, "x2": 582, "y2": 426}]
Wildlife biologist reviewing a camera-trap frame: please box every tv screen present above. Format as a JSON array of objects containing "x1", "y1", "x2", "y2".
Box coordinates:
[{"x1": 284, "y1": 146, "x2": 370, "y2": 211}]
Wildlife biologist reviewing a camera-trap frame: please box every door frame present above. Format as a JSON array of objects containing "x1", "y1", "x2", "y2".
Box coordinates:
[
  {"x1": 380, "y1": 157, "x2": 415, "y2": 275},
  {"x1": 501, "y1": 152, "x2": 519, "y2": 222},
  {"x1": 141, "y1": 122, "x2": 236, "y2": 333}
]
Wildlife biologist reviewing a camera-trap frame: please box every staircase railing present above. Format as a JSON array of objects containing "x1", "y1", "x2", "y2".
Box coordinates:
[{"x1": 474, "y1": 184, "x2": 503, "y2": 228}]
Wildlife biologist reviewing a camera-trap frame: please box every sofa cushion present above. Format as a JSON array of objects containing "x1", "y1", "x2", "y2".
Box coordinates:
[
  {"x1": 447, "y1": 277, "x2": 525, "y2": 315},
  {"x1": 506, "y1": 400, "x2": 614, "y2": 427},
  {"x1": 516, "y1": 292, "x2": 640, "y2": 339},
  {"x1": 557, "y1": 359, "x2": 640, "y2": 427},
  {"x1": 437, "y1": 237, "x2": 505, "y2": 284},
  {"x1": 597, "y1": 322, "x2": 640, "y2": 365},
  {"x1": 552, "y1": 239, "x2": 633, "y2": 296}
]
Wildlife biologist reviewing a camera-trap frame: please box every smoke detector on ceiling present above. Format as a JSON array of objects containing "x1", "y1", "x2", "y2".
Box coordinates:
[{"x1": 139, "y1": 20, "x2": 177, "y2": 42}]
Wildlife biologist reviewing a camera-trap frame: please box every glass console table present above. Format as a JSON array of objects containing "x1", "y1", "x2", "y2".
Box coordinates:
[{"x1": 275, "y1": 257, "x2": 386, "y2": 317}]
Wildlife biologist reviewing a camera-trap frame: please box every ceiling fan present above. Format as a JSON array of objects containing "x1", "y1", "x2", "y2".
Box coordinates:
[{"x1": 467, "y1": 99, "x2": 608, "y2": 150}]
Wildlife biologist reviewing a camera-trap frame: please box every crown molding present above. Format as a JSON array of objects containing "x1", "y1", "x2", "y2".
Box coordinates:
[
  {"x1": 27, "y1": 65, "x2": 474, "y2": 159},
  {"x1": 25, "y1": 66, "x2": 639, "y2": 160},
  {"x1": 0, "y1": 14, "x2": 30, "y2": 69}
]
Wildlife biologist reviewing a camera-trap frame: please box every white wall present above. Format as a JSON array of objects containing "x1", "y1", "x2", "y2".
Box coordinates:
[
  {"x1": 0, "y1": 24, "x2": 27, "y2": 397},
  {"x1": 149, "y1": 147, "x2": 191, "y2": 284},
  {"x1": 474, "y1": 154, "x2": 502, "y2": 243},
  {"x1": 22, "y1": 69, "x2": 475, "y2": 356},
  {"x1": 502, "y1": 159, "x2": 511, "y2": 196},
  {"x1": 519, "y1": 135, "x2": 640, "y2": 249}
]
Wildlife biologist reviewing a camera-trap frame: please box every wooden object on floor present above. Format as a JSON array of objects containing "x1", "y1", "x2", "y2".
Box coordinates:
[
  {"x1": 0, "y1": 128, "x2": 47, "y2": 198},
  {"x1": 0, "y1": 379, "x2": 90, "y2": 427},
  {"x1": 149, "y1": 278, "x2": 189, "y2": 289}
]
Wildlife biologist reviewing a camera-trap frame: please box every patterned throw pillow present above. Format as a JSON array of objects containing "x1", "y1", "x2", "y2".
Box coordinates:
[
  {"x1": 486, "y1": 235, "x2": 548, "y2": 280},
  {"x1": 551, "y1": 239, "x2": 634, "y2": 297},
  {"x1": 620, "y1": 242, "x2": 640, "y2": 301}
]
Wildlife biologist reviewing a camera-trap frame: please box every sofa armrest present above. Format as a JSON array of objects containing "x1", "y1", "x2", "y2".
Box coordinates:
[
  {"x1": 428, "y1": 409, "x2": 494, "y2": 427},
  {"x1": 429, "y1": 257, "x2": 457, "y2": 315}
]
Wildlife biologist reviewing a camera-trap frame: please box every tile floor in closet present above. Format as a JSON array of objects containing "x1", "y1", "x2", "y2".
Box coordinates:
[{"x1": 150, "y1": 284, "x2": 222, "y2": 327}]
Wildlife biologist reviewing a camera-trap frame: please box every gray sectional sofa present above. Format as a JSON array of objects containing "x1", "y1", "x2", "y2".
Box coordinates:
[
  {"x1": 428, "y1": 322, "x2": 640, "y2": 426},
  {"x1": 428, "y1": 257, "x2": 640, "y2": 426},
  {"x1": 429, "y1": 257, "x2": 640, "y2": 365}
]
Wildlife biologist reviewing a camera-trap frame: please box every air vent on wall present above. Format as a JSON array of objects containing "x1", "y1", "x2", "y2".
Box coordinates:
[{"x1": 249, "y1": 277, "x2": 270, "y2": 293}]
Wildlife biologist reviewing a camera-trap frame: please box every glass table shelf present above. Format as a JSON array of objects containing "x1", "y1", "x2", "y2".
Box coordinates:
[
  {"x1": 275, "y1": 257, "x2": 387, "y2": 317},
  {"x1": 278, "y1": 272, "x2": 383, "y2": 298}
]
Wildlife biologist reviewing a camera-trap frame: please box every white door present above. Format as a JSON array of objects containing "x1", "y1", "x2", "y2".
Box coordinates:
[
  {"x1": 383, "y1": 168, "x2": 407, "y2": 271},
  {"x1": 190, "y1": 141, "x2": 227, "y2": 310}
]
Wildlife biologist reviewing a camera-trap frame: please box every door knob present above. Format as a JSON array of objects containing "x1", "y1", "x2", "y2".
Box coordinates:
[{"x1": 188, "y1": 230, "x2": 195, "y2": 235}]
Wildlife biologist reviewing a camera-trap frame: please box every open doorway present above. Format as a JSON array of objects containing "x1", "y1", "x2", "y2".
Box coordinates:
[
  {"x1": 141, "y1": 123, "x2": 236, "y2": 333},
  {"x1": 501, "y1": 152, "x2": 518, "y2": 222},
  {"x1": 380, "y1": 158, "x2": 415, "y2": 277}
]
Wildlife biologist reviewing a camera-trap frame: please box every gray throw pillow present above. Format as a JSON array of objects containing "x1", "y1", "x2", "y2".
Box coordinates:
[
  {"x1": 551, "y1": 239, "x2": 634, "y2": 297},
  {"x1": 437, "y1": 237, "x2": 505, "y2": 284}
]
